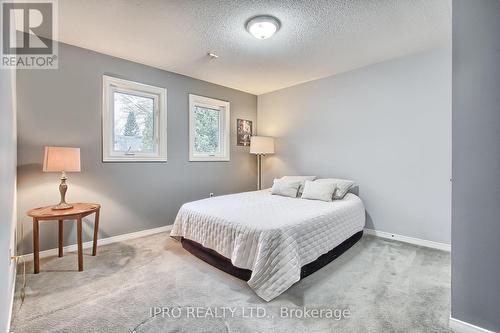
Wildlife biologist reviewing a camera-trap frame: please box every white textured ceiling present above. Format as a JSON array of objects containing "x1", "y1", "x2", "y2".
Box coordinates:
[{"x1": 57, "y1": 0, "x2": 451, "y2": 95}]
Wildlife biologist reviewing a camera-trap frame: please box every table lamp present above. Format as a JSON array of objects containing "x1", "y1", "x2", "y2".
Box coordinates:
[
  {"x1": 250, "y1": 136, "x2": 275, "y2": 190},
  {"x1": 43, "y1": 146, "x2": 81, "y2": 210}
]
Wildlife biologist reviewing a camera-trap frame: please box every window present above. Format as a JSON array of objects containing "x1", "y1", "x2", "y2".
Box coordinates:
[
  {"x1": 102, "y1": 76, "x2": 167, "y2": 162},
  {"x1": 189, "y1": 94, "x2": 230, "y2": 161}
]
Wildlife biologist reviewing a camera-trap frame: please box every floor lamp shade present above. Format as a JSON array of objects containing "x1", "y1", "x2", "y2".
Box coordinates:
[
  {"x1": 43, "y1": 147, "x2": 81, "y2": 210},
  {"x1": 250, "y1": 136, "x2": 275, "y2": 190},
  {"x1": 250, "y1": 136, "x2": 275, "y2": 155}
]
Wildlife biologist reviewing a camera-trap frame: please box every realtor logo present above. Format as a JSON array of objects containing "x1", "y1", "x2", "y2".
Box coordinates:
[{"x1": 1, "y1": 0, "x2": 58, "y2": 69}]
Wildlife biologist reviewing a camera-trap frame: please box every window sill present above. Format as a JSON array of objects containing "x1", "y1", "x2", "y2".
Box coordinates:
[
  {"x1": 103, "y1": 155, "x2": 167, "y2": 162},
  {"x1": 189, "y1": 156, "x2": 230, "y2": 162}
]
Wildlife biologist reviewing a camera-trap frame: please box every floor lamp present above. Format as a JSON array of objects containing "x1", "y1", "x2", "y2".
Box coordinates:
[{"x1": 250, "y1": 136, "x2": 275, "y2": 190}]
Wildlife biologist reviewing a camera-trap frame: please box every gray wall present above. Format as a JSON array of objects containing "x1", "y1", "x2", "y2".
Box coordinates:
[
  {"x1": 452, "y1": 0, "x2": 500, "y2": 331},
  {"x1": 258, "y1": 47, "x2": 451, "y2": 244},
  {"x1": 0, "y1": 67, "x2": 17, "y2": 332},
  {"x1": 17, "y1": 42, "x2": 257, "y2": 254}
]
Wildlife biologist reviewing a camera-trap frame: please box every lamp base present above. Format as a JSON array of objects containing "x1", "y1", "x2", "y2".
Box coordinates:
[
  {"x1": 52, "y1": 202, "x2": 73, "y2": 210},
  {"x1": 52, "y1": 172, "x2": 73, "y2": 210}
]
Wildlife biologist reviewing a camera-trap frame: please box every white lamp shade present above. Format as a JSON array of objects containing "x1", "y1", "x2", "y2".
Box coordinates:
[
  {"x1": 43, "y1": 146, "x2": 81, "y2": 172},
  {"x1": 250, "y1": 136, "x2": 275, "y2": 155}
]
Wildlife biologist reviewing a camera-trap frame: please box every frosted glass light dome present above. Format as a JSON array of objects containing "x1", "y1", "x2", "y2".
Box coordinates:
[{"x1": 246, "y1": 15, "x2": 281, "y2": 39}]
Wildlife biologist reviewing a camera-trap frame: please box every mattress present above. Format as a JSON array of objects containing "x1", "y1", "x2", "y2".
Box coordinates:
[{"x1": 170, "y1": 189, "x2": 366, "y2": 301}]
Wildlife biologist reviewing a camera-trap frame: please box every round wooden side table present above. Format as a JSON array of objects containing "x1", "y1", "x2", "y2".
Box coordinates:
[{"x1": 27, "y1": 203, "x2": 101, "y2": 274}]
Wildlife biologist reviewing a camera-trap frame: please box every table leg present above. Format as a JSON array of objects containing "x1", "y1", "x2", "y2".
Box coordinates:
[
  {"x1": 77, "y1": 217, "x2": 83, "y2": 271},
  {"x1": 92, "y1": 208, "x2": 100, "y2": 256},
  {"x1": 58, "y1": 220, "x2": 64, "y2": 257},
  {"x1": 33, "y1": 218, "x2": 40, "y2": 274}
]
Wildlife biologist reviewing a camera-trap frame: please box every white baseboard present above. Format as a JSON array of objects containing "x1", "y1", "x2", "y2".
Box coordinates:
[
  {"x1": 21, "y1": 226, "x2": 448, "y2": 261},
  {"x1": 364, "y1": 228, "x2": 451, "y2": 252},
  {"x1": 20, "y1": 225, "x2": 173, "y2": 262},
  {"x1": 449, "y1": 317, "x2": 495, "y2": 333}
]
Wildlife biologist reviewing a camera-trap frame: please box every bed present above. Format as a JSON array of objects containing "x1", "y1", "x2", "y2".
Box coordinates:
[{"x1": 170, "y1": 189, "x2": 365, "y2": 301}]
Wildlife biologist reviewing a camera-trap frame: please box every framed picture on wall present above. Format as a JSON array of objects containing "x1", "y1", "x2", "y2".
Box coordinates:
[{"x1": 237, "y1": 119, "x2": 252, "y2": 146}]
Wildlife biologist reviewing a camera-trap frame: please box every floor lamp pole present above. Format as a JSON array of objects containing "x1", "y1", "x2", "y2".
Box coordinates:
[{"x1": 257, "y1": 154, "x2": 262, "y2": 190}]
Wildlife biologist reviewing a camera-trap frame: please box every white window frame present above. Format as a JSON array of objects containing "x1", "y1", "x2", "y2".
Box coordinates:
[
  {"x1": 189, "y1": 94, "x2": 230, "y2": 162},
  {"x1": 102, "y1": 75, "x2": 167, "y2": 162}
]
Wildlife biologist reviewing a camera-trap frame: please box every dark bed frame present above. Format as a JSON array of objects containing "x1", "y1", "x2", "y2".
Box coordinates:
[{"x1": 181, "y1": 230, "x2": 363, "y2": 281}]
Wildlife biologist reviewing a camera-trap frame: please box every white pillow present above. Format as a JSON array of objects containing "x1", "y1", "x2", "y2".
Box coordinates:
[
  {"x1": 271, "y1": 179, "x2": 303, "y2": 198},
  {"x1": 280, "y1": 176, "x2": 317, "y2": 196},
  {"x1": 300, "y1": 181, "x2": 337, "y2": 202},
  {"x1": 314, "y1": 178, "x2": 355, "y2": 199}
]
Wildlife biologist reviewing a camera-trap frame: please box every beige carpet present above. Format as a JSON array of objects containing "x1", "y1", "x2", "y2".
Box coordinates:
[{"x1": 10, "y1": 232, "x2": 451, "y2": 332}]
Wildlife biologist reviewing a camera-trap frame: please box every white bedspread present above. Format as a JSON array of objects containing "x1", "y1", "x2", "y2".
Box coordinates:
[{"x1": 170, "y1": 190, "x2": 365, "y2": 301}]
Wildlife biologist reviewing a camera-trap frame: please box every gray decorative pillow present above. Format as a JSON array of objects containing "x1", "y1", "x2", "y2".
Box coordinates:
[
  {"x1": 314, "y1": 178, "x2": 355, "y2": 200},
  {"x1": 271, "y1": 179, "x2": 303, "y2": 198},
  {"x1": 300, "y1": 181, "x2": 337, "y2": 202},
  {"x1": 280, "y1": 176, "x2": 317, "y2": 196}
]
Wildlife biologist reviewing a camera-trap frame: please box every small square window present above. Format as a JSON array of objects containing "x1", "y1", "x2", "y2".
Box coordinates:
[
  {"x1": 102, "y1": 76, "x2": 167, "y2": 162},
  {"x1": 189, "y1": 94, "x2": 230, "y2": 161}
]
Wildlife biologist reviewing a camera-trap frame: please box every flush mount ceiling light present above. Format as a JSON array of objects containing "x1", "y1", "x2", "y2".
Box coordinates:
[{"x1": 246, "y1": 15, "x2": 281, "y2": 40}]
